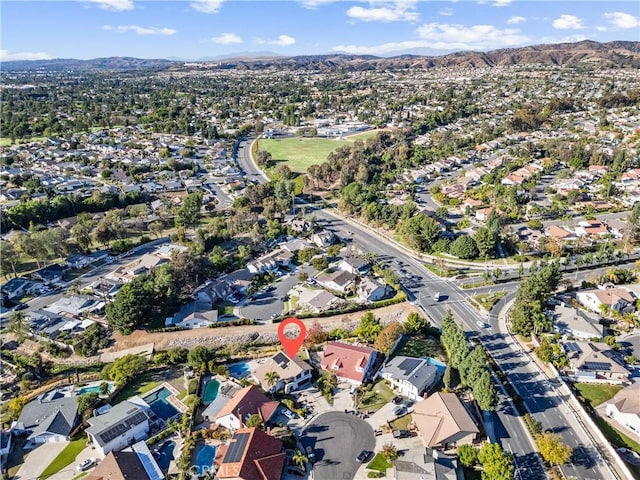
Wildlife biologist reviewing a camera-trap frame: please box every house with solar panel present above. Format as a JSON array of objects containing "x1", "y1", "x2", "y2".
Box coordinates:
[
  {"x1": 12, "y1": 388, "x2": 79, "y2": 448},
  {"x1": 254, "y1": 351, "x2": 313, "y2": 394},
  {"x1": 216, "y1": 427, "x2": 286, "y2": 480},
  {"x1": 86, "y1": 441, "x2": 164, "y2": 480},
  {"x1": 379, "y1": 356, "x2": 440, "y2": 401},
  {"x1": 563, "y1": 341, "x2": 629, "y2": 383},
  {"x1": 85, "y1": 401, "x2": 152, "y2": 457}
]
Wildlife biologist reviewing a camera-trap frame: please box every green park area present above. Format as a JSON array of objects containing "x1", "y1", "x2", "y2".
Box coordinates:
[{"x1": 258, "y1": 130, "x2": 379, "y2": 172}]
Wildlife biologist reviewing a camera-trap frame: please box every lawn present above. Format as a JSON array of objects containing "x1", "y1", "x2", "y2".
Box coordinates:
[
  {"x1": 389, "y1": 414, "x2": 412, "y2": 431},
  {"x1": 591, "y1": 414, "x2": 640, "y2": 454},
  {"x1": 574, "y1": 383, "x2": 622, "y2": 407},
  {"x1": 367, "y1": 453, "x2": 392, "y2": 473},
  {"x1": 472, "y1": 291, "x2": 507, "y2": 312},
  {"x1": 357, "y1": 380, "x2": 395, "y2": 412},
  {"x1": 394, "y1": 335, "x2": 445, "y2": 361},
  {"x1": 218, "y1": 305, "x2": 235, "y2": 316},
  {"x1": 39, "y1": 437, "x2": 88, "y2": 479},
  {"x1": 112, "y1": 372, "x2": 162, "y2": 404}
]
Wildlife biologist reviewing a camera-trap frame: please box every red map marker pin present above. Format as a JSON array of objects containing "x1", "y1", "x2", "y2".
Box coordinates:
[{"x1": 278, "y1": 317, "x2": 306, "y2": 358}]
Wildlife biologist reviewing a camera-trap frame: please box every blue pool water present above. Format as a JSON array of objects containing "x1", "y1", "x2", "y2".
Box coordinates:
[
  {"x1": 76, "y1": 383, "x2": 114, "y2": 396},
  {"x1": 142, "y1": 387, "x2": 179, "y2": 420},
  {"x1": 427, "y1": 358, "x2": 447, "y2": 373},
  {"x1": 227, "y1": 362, "x2": 250, "y2": 379},
  {"x1": 202, "y1": 379, "x2": 220, "y2": 404},
  {"x1": 153, "y1": 440, "x2": 176, "y2": 472},
  {"x1": 194, "y1": 444, "x2": 217, "y2": 471}
]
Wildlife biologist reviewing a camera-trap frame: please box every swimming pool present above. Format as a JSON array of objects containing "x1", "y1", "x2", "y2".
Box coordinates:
[
  {"x1": 194, "y1": 444, "x2": 217, "y2": 472},
  {"x1": 202, "y1": 379, "x2": 220, "y2": 404},
  {"x1": 153, "y1": 439, "x2": 176, "y2": 472},
  {"x1": 427, "y1": 358, "x2": 447, "y2": 374},
  {"x1": 227, "y1": 362, "x2": 250, "y2": 379},
  {"x1": 142, "y1": 387, "x2": 179, "y2": 420},
  {"x1": 76, "y1": 383, "x2": 114, "y2": 396}
]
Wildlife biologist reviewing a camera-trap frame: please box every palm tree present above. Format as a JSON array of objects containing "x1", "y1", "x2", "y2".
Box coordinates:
[
  {"x1": 264, "y1": 371, "x2": 280, "y2": 392},
  {"x1": 8, "y1": 312, "x2": 28, "y2": 337},
  {"x1": 292, "y1": 450, "x2": 308, "y2": 468}
]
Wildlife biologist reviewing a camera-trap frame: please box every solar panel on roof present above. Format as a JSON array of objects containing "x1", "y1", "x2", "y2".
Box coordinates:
[
  {"x1": 223, "y1": 432, "x2": 250, "y2": 463},
  {"x1": 565, "y1": 342, "x2": 580, "y2": 353},
  {"x1": 584, "y1": 362, "x2": 611, "y2": 371},
  {"x1": 274, "y1": 352, "x2": 290, "y2": 368},
  {"x1": 397, "y1": 358, "x2": 422, "y2": 375}
]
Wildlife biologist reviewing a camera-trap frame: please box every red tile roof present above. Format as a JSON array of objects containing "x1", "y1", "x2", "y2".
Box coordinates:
[
  {"x1": 320, "y1": 341, "x2": 376, "y2": 383},
  {"x1": 217, "y1": 428, "x2": 285, "y2": 480},
  {"x1": 215, "y1": 386, "x2": 279, "y2": 426}
]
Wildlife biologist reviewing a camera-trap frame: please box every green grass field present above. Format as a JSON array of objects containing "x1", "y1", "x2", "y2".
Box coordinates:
[
  {"x1": 39, "y1": 437, "x2": 88, "y2": 479},
  {"x1": 574, "y1": 383, "x2": 622, "y2": 407},
  {"x1": 258, "y1": 130, "x2": 380, "y2": 172},
  {"x1": 367, "y1": 453, "x2": 392, "y2": 473}
]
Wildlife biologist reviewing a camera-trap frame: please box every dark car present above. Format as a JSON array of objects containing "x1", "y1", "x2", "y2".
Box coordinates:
[
  {"x1": 356, "y1": 450, "x2": 370, "y2": 463},
  {"x1": 305, "y1": 446, "x2": 316, "y2": 463},
  {"x1": 14, "y1": 303, "x2": 28, "y2": 311},
  {"x1": 392, "y1": 396, "x2": 403, "y2": 405}
]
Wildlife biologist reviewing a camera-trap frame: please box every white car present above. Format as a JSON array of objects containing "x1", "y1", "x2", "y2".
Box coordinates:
[
  {"x1": 281, "y1": 408, "x2": 296, "y2": 420},
  {"x1": 476, "y1": 320, "x2": 488, "y2": 329},
  {"x1": 77, "y1": 459, "x2": 96, "y2": 472}
]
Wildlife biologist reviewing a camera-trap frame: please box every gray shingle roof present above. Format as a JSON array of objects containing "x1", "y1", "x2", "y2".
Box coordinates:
[
  {"x1": 16, "y1": 389, "x2": 78, "y2": 438},
  {"x1": 381, "y1": 356, "x2": 438, "y2": 392}
]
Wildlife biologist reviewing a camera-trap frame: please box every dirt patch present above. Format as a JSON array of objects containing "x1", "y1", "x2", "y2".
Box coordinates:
[{"x1": 107, "y1": 303, "x2": 419, "y2": 353}]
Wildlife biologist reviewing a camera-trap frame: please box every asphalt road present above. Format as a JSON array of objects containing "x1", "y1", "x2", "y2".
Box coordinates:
[
  {"x1": 238, "y1": 138, "x2": 614, "y2": 480},
  {"x1": 303, "y1": 412, "x2": 375, "y2": 480}
]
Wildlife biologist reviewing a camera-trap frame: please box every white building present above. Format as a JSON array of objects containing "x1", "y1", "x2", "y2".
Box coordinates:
[
  {"x1": 254, "y1": 351, "x2": 313, "y2": 393},
  {"x1": 85, "y1": 401, "x2": 150, "y2": 457},
  {"x1": 605, "y1": 383, "x2": 640, "y2": 439},
  {"x1": 379, "y1": 356, "x2": 439, "y2": 401}
]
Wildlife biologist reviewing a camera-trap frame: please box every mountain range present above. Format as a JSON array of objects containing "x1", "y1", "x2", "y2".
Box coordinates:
[{"x1": 1, "y1": 40, "x2": 638, "y2": 73}]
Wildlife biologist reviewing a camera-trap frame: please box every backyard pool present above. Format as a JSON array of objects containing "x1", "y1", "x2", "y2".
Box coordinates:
[
  {"x1": 202, "y1": 379, "x2": 220, "y2": 404},
  {"x1": 153, "y1": 439, "x2": 176, "y2": 472},
  {"x1": 76, "y1": 382, "x2": 114, "y2": 396},
  {"x1": 427, "y1": 357, "x2": 447, "y2": 374},
  {"x1": 227, "y1": 362, "x2": 251, "y2": 379},
  {"x1": 142, "y1": 387, "x2": 179, "y2": 420},
  {"x1": 194, "y1": 444, "x2": 217, "y2": 473}
]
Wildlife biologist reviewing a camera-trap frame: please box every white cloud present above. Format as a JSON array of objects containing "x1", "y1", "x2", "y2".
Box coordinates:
[
  {"x1": 492, "y1": 0, "x2": 512, "y2": 7},
  {"x1": 103, "y1": 25, "x2": 176, "y2": 35},
  {"x1": 84, "y1": 0, "x2": 134, "y2": 11},
  {"x1": 211, "y1": 33, "x2": 242, "y2": 44},
  {"x1": 346, "y1": 1, "x2": 419, "y2": 22},
  {"x1": 416, "y1": 22, "x2": 530, "y2": 49},
  {"x1": 190, "y1": 0, "x2": 223, "y2": 14},
  {"x1": 271, "y1": 35, "x2": 296, "y2": 46},
  {"x1": 552, "y1": 14, "x2": 584, "y2": 30},
  {"x1": 439, "y1": 8, "x2": 454, "y2": 16},
  {"x1": 603, "y1": 12, "x2": 639, "y2": 29},
  {"x1": 334, "y1": 40, "x2": 432, "y2": 55},
  {"x1": 507, "y1": 16, "x2": 526, "y2": 25},
  {"x1": 299, "y1": 0, "x2": 341, "y2": 9},
  {"x1": 0, "y1": 49, "x2": 52, "y2": 61},
  {"x1": 541, "y1": 34, "x2": 588, "y2": 44},
  {"x1": 596, "y1": 26, "x2": 608, "y2": 32}
]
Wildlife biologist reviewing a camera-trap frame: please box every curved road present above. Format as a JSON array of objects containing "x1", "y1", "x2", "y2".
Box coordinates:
[{"x1": 303, "y1": 412, "x2": 375, "y2": 480}]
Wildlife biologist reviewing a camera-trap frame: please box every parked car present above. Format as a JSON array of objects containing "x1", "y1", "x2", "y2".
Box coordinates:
[
  {"x1": 392, "y1": 396, "x2": 403, "y2": 405},
  {"x1": 281, "y1": 408, "x2": 296, "y2": 420},
  {"x1": 356, "y1": 450, "x2": 370, "y2": 463},
  {"x1": 13, "y1": 303, "x2": 28, "y2": 311},
  {"x1": 476, "y1": 320, "x2": 488, "y2": 329},
  {"x1": 433, "y1": 292, "x2": 441, "y2": 301},
  {"x1": 305, "y1": 446, "x2": 316, "y2": 463},
  {"x1": 77, "y1": 459, "x2": 96, "y2": 472},
  {"x1": 392, "y1": 405, "x2": 406, "y2": 416}
]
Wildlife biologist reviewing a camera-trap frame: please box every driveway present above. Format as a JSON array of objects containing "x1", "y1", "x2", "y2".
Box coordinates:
[
  {"x1": 45, "y1": 443, "x2": 98, "y2": 480},
  {"x1": 302, "y1": 412, "x2": 375, "y2": 480},
  {"x1": 14, "y1": 441, "x2": 68, "y2": 480}
]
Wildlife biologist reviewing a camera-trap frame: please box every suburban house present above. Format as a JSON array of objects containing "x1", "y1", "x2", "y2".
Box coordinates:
[
  {"x1": 357, "y1": 277, "x2": 389, "y2": 303},
  {"x1": 0, "y1": 430, "x2": 11, "y2": 463},
  {"x1": 544, "y1": 225, "x2": 578, "y2": 242},
  {"x1": 247, "y1": 249, "x2": 293, "y2": 274},
  {"x1": 106, "y1": 254, "x2": 167, "y2": 284},
  {"x1": 31, "y1": 264, "x2": 66, "y2": 284},
  {"x1": 86, "y1": 441, "x2": 164, "y2": 480},
  {"x1": 297, "y1": 288, "x2": 344, "y2": 313},
  {"x1": 379, "y1": 356, "x2": 440, "y2": 401},
  {"x1": 254, "y1": 351, "x2": 313, "y2": 393},
  {"x1": 563, "y1": 341, "x2": 629, "y2": 383},
  {"x1": 320, "y1": 342, "x2": 381, "y2": 385},
  {"x1": 13, "y1": 388, "x2": 79, "y2": 448},
  {"x1": 85, "y1": 401, "x2": 151, "y2": 457},
  {"x1": 1, "y1": 277, "x2": 38, "y2": 300},
  {"x1": 311, "y1": 230, "x2": 335, "y2": 248},
  {"x1": 576, "y1": 287, "x2": 636, "y2": 314},
  {"x1": 605, "y1": 383, "x2": 640, "y2": 438},
  {"x1": 165, "y1": 300, "x2": 219, "y2": 329},
  {"x1": 338, "y1": 255, "x2": 370, "y2": 275},
  {"x1": 392, "y1": 448, "x2": 458, "y2": 480},
  {"x1": 202, "y1": 382, "x2": 242, "y2": 422},
  {"x1": 213, "y1": 386, "x2": 279, "y2": 431},
  {"x1": 315, "y1": 270, "x2": 357, "y2": 294},
  {"x1": 411, "y1": 392, "x2": 479, "y2": 450},
  {"x1": 550, "y1": 305, "x2": 604, "y2": 339},
  {"x1": 216, "y1": 427, "x2": 285, "y2": 480}
]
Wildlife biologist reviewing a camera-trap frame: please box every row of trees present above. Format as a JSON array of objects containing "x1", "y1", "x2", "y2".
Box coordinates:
[{"x1": 441, "y1": 311, "x2": 498, "y2": 411}]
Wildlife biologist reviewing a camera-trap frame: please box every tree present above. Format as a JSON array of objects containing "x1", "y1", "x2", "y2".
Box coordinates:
[
  {"x1": 399, "y1": 214, "x2": 441, "y2": 252},
  {"x1": 77, "y1": 392, "x2": 99, "y2": 416},
  {"x1": 477, "y1": 442, "x2": 513, "y2": 480},
  {"x1": 457, "y1": 444, "x2": 478, "y2": 467},
  {"x1": 355, "y1": 312, "x2": 383, "y2": 343},
  {"x1": 264, "y1": 371, "x2": 280, "y2": 390},
  {"x1": 474, "y1": 226, "x2": 497, "y2": 259},
  {"x1": 188, "y1": 346, "x2": 214, "y2": 367},
  {"x1": 311, "y1": 256, "x2": 328, "y2": 271},
  {"x1": 7, "y1": 396, "x2": 28, "y2": 420},
  {"x1": 291, "y1": 450, "x2": 308, "y2": 468},
  {"x1": 526, "y1": 219, "x2": 543, "y2": 230},
  {"x1": 174, "y1": 191, "x2": 203, "y2": 230},
  {"x1": 298, "y1": 271, "x2": 309, "y2": 282},
  {"x1": 449, "y1": 235, "x2": 479, "y2": 259},
  {"x1": 443, "y1": 364, "x2": 460, "y2": 390},
  {"x1": 105, "y1": 276, "x2": 150, "y2": 334},
  {"x1": 245, "y1": 414, "x2": 264, "y2": 429},
  {"x1": 0, "y1": 241, "x2": 20, "y2": 278},
  {"x1": 7, "y1": 311, "x2": 28, "y2": 337},
  {"x1": 374, "y1": 321, "x2": 403, "y2": 354},
  {"x1": 536, "y1": 432, "x2": 573, "y2": 465},
  {"x1": 71, "y1": 212, "x2": 95, "y2": 253},
  {"x1": 403, "y1": 312, "x2": 429, "y2": 334},
  {"x1": 473, "y1": 370, "x2": 498, "y2": 411},
  {"x1": 74, "y1": 323, "x2": 110, "y2": 356},
  {"x1": 101, "y1": 354, "x2": 148, "y2": 386},
  {"x1": 317, "y1": 370, "x2": 337, "y2": 395},
  {"x1": 535, "y1": 337, "x2": 555, "y2": 363},
  {"x1": 435, "y1": 206, "x2": 449, "y2": 218},
  {"x1": 382, "y1": 443, "x2": 398, "y2": 463},
  {"x1": 305, "y1": 320, "x2": 326, "y2": 347}
]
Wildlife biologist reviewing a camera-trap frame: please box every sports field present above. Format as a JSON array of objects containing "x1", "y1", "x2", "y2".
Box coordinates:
[{"x1": 258, "y1": 129, "x2": 379, "y2": 172}]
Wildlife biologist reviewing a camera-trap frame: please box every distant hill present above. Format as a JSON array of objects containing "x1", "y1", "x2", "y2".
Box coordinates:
[{"x1": 2, "y1": 41, "x2": 638, "y2": 73}]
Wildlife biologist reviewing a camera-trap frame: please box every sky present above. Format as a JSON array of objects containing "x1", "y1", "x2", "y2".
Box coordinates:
[{"x1": 1, "y1": 0, "x2": 639, "y2": 60}]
